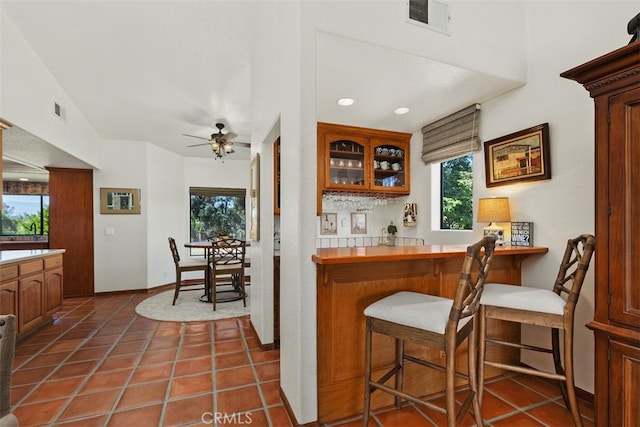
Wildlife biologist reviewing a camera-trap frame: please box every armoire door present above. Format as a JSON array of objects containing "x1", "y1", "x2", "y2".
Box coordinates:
[{"x1": 608, "y1": 87, "x2": 640, "y2": 328}]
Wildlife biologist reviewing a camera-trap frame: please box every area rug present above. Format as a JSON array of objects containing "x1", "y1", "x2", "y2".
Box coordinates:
[{"x1": 135, "y1": 288, "x2": 250, "y2": 322}]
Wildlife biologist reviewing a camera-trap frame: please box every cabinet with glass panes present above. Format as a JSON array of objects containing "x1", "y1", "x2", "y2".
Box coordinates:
[{"x1": 317, "y1": 122, "x2": 410, "y2": 198}]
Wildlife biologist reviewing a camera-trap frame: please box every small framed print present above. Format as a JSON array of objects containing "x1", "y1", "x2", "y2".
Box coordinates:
[
  {"x1": 351, "y1": 212, "x2": 367, "y2": 234},
  {"x1": 100, "y1": 188, "x2": 141, "y2": 214},
  {"x1": 321, "y1": 213, "x2": 338, "y2": 235},
  {"x1": 511, "y1": 221, "x2": 533, "y2": 246}
]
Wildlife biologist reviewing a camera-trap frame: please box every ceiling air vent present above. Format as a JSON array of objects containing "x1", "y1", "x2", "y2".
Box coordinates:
[
  {"x1": 406, "y1": 0, "x2": 450, "y2": 35},
  {"x1": 54, "y1": 102, "x2": 63, "y2": 119}
]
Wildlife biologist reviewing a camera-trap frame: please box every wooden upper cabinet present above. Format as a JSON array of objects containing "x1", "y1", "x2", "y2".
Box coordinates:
[{"x1": 317, "y1": 122, "x2": 411, "y2": 213}]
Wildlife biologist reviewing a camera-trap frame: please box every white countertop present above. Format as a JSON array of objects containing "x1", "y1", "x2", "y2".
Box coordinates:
[{"x1": 0, "y1": 249, "x2": 66, "y2": 265}]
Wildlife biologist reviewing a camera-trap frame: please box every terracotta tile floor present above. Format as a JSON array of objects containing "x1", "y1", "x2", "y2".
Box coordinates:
[{"x1": 9, "y1": 293, "x2": 594, "y2": 426}]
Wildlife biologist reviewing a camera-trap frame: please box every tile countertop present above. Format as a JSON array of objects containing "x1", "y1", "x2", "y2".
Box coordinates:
[{"x1": 0, "y1": 249, "x2": 66, "y2": 265}]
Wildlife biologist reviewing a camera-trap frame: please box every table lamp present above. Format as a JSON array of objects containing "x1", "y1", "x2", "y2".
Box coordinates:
[{"x1": 477, "y1": 197, "x2": 511, "y2": 245}]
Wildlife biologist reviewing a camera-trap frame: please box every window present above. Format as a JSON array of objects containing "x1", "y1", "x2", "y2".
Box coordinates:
[
  {"x1": 1, "y1": 194, "x2": 49, "y2": 235},
  {"x1": 440, "y1": 154, "x2": 473, "y2": 230},
  {"x1": 189, "y1": 187, "x2": 246, "y2": 255}
]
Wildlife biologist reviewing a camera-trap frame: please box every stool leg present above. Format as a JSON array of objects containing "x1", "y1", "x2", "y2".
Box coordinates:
[
  {"x1": 363, "y1": 317, "x2": 373, "y2": 426},
  {"x1": 562, "y1": 326, "x2": 582, "y2": 427},
  {"x1": 469, "y1": 317, "x2": 484, "y2": 426},
  {"x1": 395, "y1": 338, "x2": 404, "y2": 409},
  {"x1": 445, "y1": 337, "x2": 457, "y2": 427},
  {"x1": 477, "y1": 305, "x2": 487, "y2": 406},
  {"x1": 552, "y1": 327, "x2": 569, "y2": 406}
]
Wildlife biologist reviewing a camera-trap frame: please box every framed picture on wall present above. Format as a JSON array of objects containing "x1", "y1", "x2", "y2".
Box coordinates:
[
  {"x1": 321, "y1": 213, "x2": 338, "y2": 235},
  {"x1": 351, "y1": 212, "x2": 367, "y2": 234},
  {"x1": 249, "y1": 154, "x2": 260, "y2": 241},
  {"x1": 100, "y1": 188, "x2": 141, "y2": 214},
  {"x1": 484, "y1": 123, "x2": 551, "y2": 188}
]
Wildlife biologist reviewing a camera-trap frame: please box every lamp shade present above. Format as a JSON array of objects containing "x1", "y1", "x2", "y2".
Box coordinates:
[{"x1": 477, "y1": 197, "x2": 511, "y2": 223}]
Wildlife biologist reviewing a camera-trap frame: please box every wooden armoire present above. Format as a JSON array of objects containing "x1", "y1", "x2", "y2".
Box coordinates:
[{"x1": 561, "y1": 41, "x2": 640, "y2": 426}]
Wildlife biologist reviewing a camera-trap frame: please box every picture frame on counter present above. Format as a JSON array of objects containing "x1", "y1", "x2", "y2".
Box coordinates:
[
  {"x1": 321, "y1": 213, "x2": 338, "y2": 235},
  {"x1": 511, "y1": 221, "x2": 533, "y2": 246},
  {"x1": 100, "y1": 188, "x2": 141, "y2": 214},
  {"x1": 484, "y1": 123, "x2": 551, "y2": 188},
  {"x1": 351, "y1": 212, "x2": 367, "y2": 234}
]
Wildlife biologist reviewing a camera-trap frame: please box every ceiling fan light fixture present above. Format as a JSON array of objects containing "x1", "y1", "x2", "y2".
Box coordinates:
[
  {"x1": 223, "y1": 143, "x2": 234, "y2": 153},
  {"x1": 211, "y1": 141, "x2": 220, "y2": 151}
]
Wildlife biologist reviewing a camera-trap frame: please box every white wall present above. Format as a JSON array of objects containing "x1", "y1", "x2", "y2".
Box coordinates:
[
  {"x1": 474, "y1": 0, "x2": 637, "y2": 393},
  {"x1": 0, "y1": 11, "x2": 102, "y2": 168}
]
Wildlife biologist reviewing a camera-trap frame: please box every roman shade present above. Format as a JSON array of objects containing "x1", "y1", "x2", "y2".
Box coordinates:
[
  {"x1": 421, "y1": 104, "x2": 481, "y2": 164},
  {"x1": 189, "y1": 187, "x2": 246, "y2": 198}
]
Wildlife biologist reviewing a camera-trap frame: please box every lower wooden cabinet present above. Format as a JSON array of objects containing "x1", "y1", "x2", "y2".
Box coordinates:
[
  {"x1": 609, "y1": 339, "x2": 640, "y2": 425},
  {"x1": 18, "y1": 272, "x2": 44, "y2": 334},
  {"x1": 0, "y1": 251, "x2": 64, "y2": 339}
]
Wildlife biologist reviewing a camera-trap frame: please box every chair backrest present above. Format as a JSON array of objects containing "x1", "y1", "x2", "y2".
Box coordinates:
[
  {"x1": 0, "y1": 315, "x2": 16, "y2": 418},
  {"x1": 168, "y1": 237, "x2": 180, "y2": 264},
  {"x1": 552, "y1": 234, "x2": 596, "y2": 312},
  {"x1": 448, "y1": 235, "x2": 497, "y2": 334},
  {"x1": 213, "y1": 238, "x2": 246, "y2": 267}
]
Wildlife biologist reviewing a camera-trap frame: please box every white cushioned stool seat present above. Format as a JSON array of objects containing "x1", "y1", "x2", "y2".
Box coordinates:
[
  {"x1": 365, "y1": 291, "x2": 462, "y2": 334},
  {"x1": 481, "y1": 283, "x2": 566, "y2": 315}
]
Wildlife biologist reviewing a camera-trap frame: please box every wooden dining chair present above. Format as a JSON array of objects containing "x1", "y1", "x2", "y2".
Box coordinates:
[
  {"x1": 210, "y1": 237, "x2": 247, "y2": 311},
  {"x1": 478, "y1": 234, "x2": 595, "y2": 427},
  {"x1": 168, "y1": 237, "x2": 208, "y2": 305},
  {"x1": 362, "y1": 235, "x2": 496, "y2": 427}
]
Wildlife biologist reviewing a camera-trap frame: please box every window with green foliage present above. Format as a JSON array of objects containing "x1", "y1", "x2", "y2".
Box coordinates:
[
  {"x1": 1, "y1": 195, "x2": 49, "y2": 235},
  {"x1": 189, "y1": 187, "x2": 246, "y2": 255},
  {"x1": 440, "y1": 154, "x2": 473, "y2": 230}
]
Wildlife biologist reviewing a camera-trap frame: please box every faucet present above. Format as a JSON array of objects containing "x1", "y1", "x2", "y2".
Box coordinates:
[{"x1": 29, "y1": 223, "x2": 37, "y2": 235}]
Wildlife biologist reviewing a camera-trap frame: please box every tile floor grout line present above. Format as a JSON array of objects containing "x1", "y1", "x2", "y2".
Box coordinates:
[
  {"x1": 155, "y1": 320, "x2": 189, "y2": 427},
  {"x1": 237, "y1": 316, "x2": 275, "y2": 425},
  {"x1": 100, "y1": 304, "x2": 163, "y2": 427},
  {"x1": 13, "y1": 294, "x2": 138, "y2": 422}
]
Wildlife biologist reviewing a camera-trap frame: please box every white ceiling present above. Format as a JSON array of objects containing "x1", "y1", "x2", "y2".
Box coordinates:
[{"x1": 1, "y1": 1, "x2": 521, "y2": 181}]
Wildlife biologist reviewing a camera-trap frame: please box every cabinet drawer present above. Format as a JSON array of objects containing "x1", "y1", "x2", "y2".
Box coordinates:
[
  {"x1": 0, "y1": 265, "x2": 18, "y2": 282},
  {"x1": 19, "y1": 259, "x2": 44, "y2": 276},
  {"x1": 44, "y1": 255, "x2": 63, "y2": 269}
]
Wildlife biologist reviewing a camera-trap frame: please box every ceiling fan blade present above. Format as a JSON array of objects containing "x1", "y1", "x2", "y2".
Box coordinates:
[
  {"x1": 222, "y1": 132, "x2": 238, "y2": 141},
  {"x1": 182, "y1": 133, "x2": 211, "y2": 141},
  {"x1": 187, "y1": 142, "x2": 212, "y2": 148},
  {"x1": 233, "y1": 141, "x2": 251, "y2": 148}
]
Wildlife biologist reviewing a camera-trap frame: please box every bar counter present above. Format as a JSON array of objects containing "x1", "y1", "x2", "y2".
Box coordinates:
[{"x1": 313, "y1": 244, "x2": 548, "y2": 423}]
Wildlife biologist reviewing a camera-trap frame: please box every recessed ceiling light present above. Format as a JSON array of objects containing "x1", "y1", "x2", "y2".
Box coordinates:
[
  {"x1": 337, "y1": 98, "x2": 354, "y2": 106},
  {"x1": 19, "y1": 178, "x2": 29, "y2": 181},
  {"x1": 394, "y1": 107, "x2": 410, "y2": 115}
]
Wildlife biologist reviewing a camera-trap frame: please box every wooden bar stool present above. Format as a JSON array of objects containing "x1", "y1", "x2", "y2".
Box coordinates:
[
  {"x1": 478, "y1": 234, "x2": 595, "y2": 427},
  {"x1": 363, "y1": 235, "x2": 496, "y2": 427}
]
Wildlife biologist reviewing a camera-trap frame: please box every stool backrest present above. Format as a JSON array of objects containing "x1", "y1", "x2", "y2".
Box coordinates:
[
  {"x1": 448, "y1": 235, "x2": 496, "y2": 335},
  {"x1": 168, "y1": 237, "x2": 180, "y2": 264},
  {"x1": 553, "y1": 234, "x2": 596, "y2": 312}
]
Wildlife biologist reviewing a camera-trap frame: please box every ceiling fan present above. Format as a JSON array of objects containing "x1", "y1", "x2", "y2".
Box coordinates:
[{"x1": 183, "y1": 123, "x2": 250, "y2": 160}]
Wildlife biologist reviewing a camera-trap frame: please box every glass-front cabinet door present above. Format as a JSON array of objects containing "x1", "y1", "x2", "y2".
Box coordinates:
[
  {"x1": 370, "y1": 139, "x2": 409, "y2": 193},
  {"x1": 325, "y1": 134, "x2": 368, "y2": 190}
]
